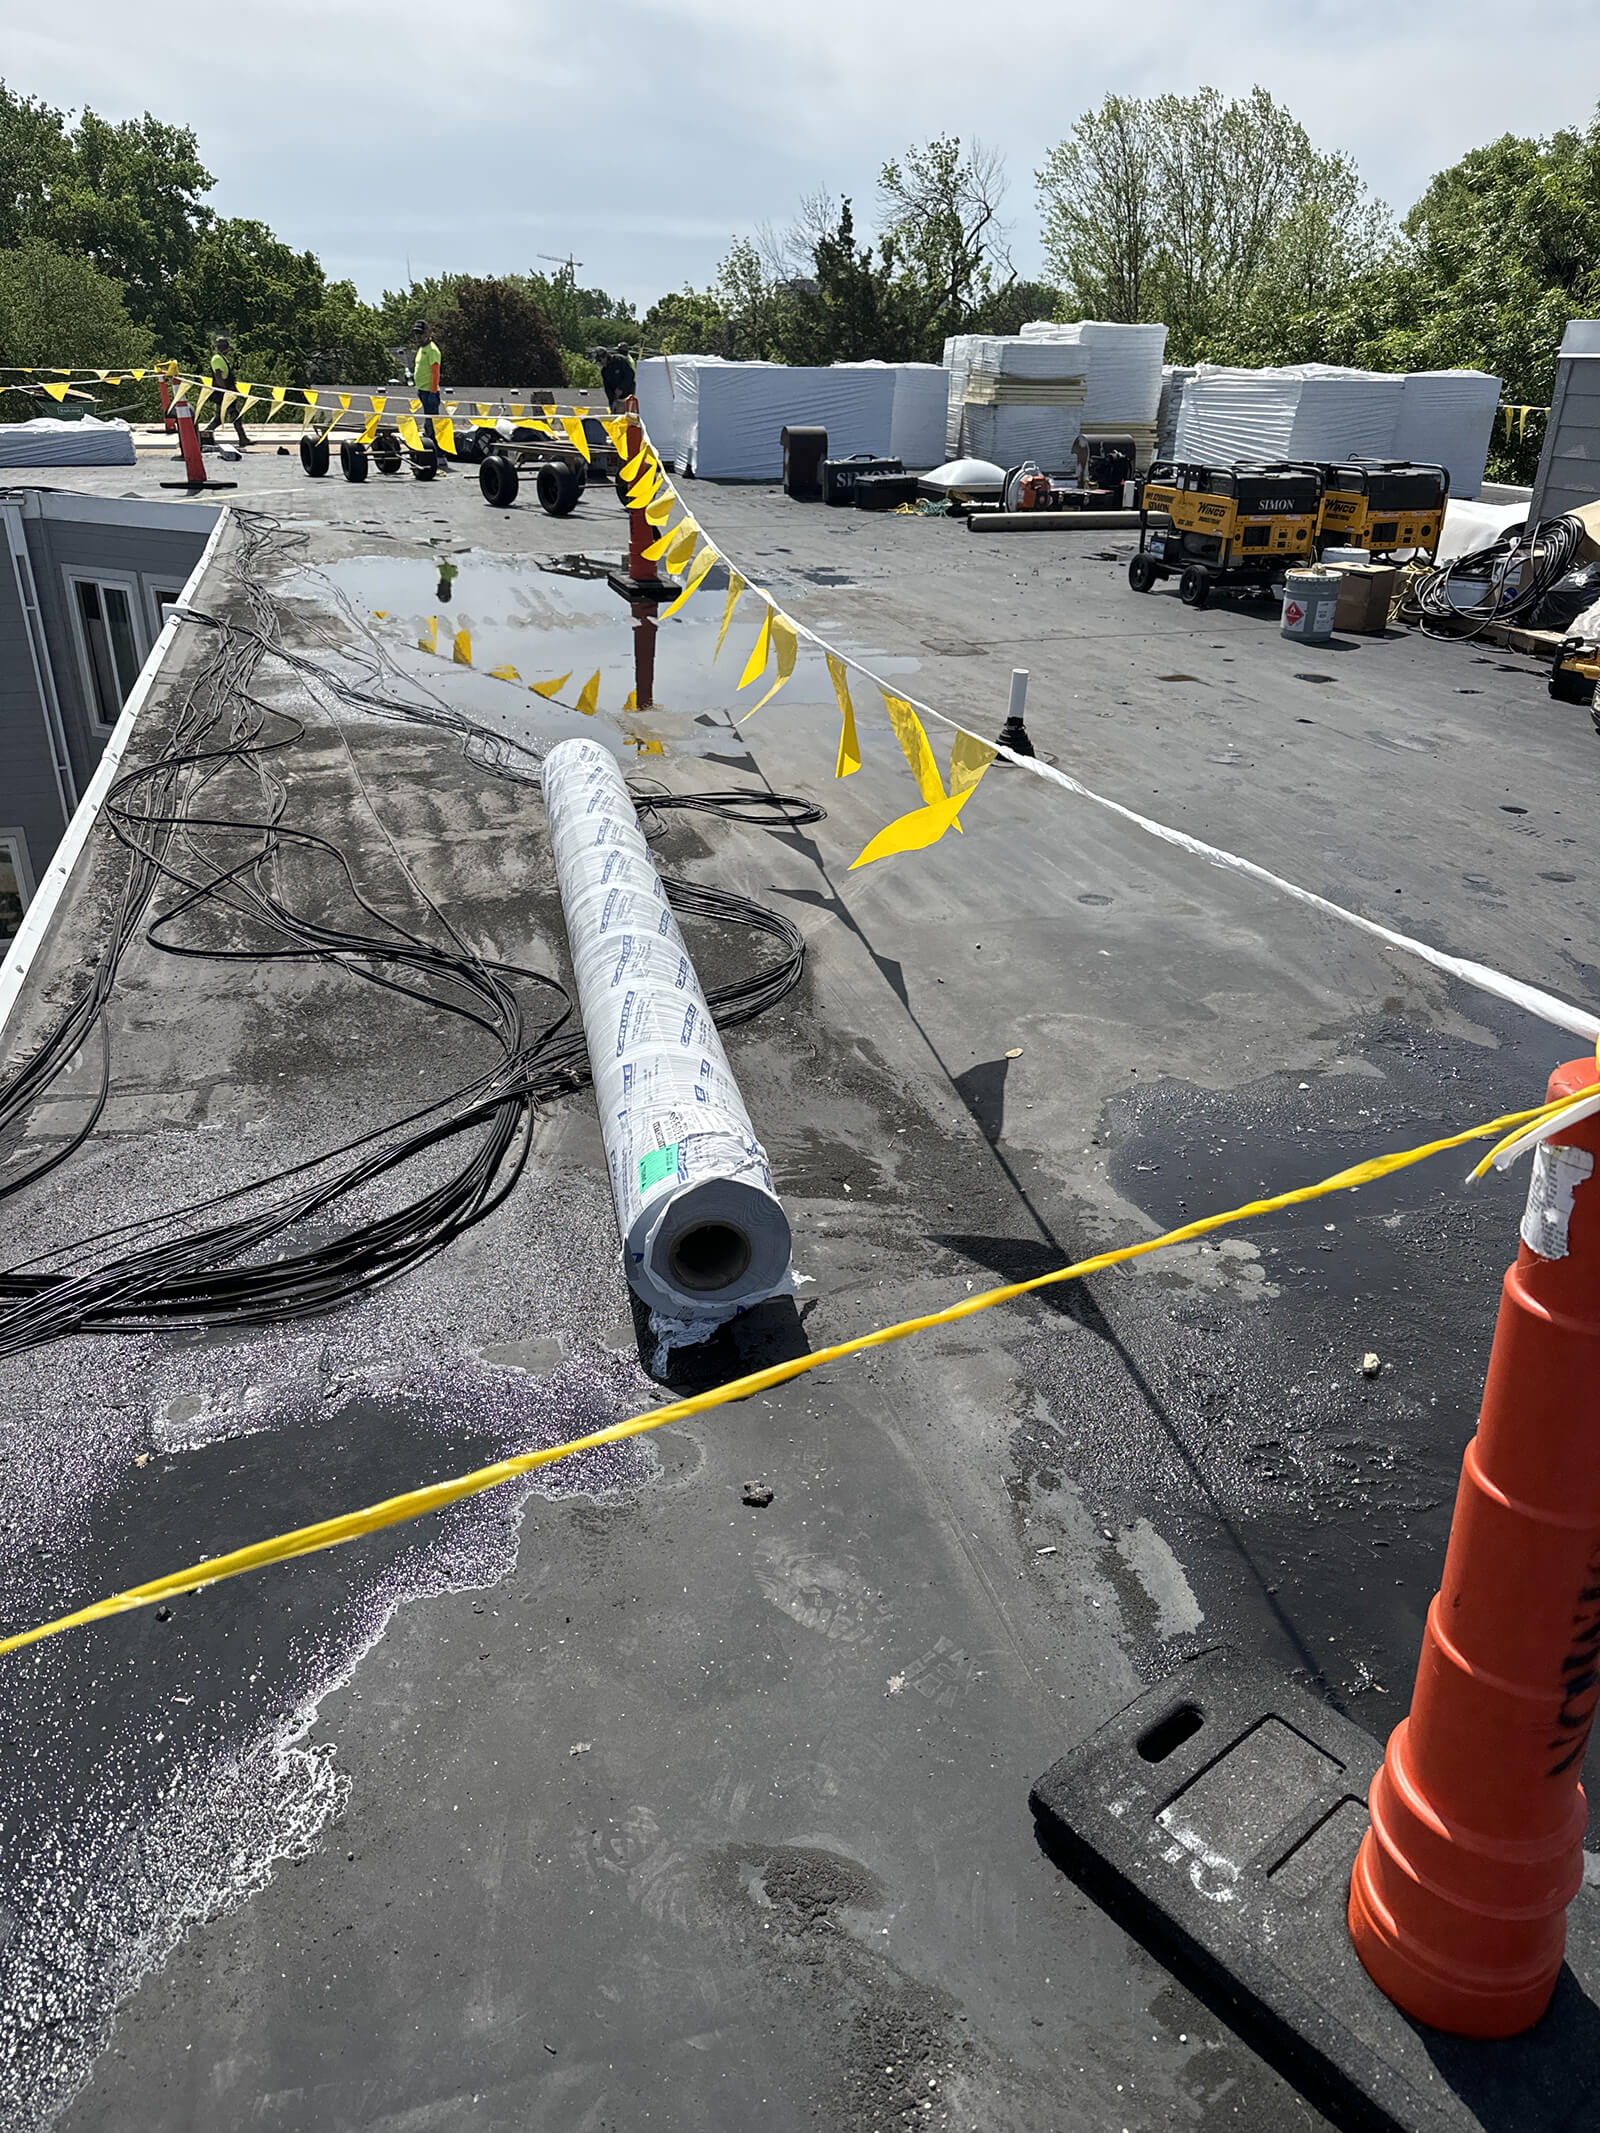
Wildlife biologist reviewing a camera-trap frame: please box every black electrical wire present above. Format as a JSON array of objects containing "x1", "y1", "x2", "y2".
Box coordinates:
[
  {"x1": 1399, "y1": 513, "x2": 1588, "y2": 639},
  {"x1": 0, "y1": 508, "x2": 821, "y2": 1357}
]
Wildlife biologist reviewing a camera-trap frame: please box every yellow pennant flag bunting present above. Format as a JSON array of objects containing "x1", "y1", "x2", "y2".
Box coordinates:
[
  {"x1": 849, "y1": 783, "x2": 984, "y2": 871},
  {"x1": 574, "y1": 670, "x2": 601, "y2": 716},
  {"x1": 657, "y1": 543, "x2": 719, "y2": 620},
  {"x1": 739, "y1": 607, "x2": 774, "y2": 690},
  {"x1": 561, "y1": 416, "x2": 591, "y2": 461},
  {"x1": 359, "y1": 411, "x2": 381, "y2": 446},
  {"x1": 370, "y1": 395, "x2": 387, "y2": 418},
  {"x1": 715, "y1": 572, "x2": 747, "y2": 660},
  {"x1": 529, "y1": 673, "x2": 571, "y2": 699},
  {"x1": 948, "y1": 729, "x2": 998, "y2": 797},
  {"x1": 397, "y1": 415, "x2": 425, "y2": 453},
  {"x1": 452, "y1": 629, "x2": 473, "y2": 666},
  {"x1": 644, "y1": 490, "x2": 675, "y2": 527},
  {"x1": 742, "y1": 612, "x2": 799, "y2": 717},
  {"x1": 338, "y1": 393, "x2": 352, "y2": 412},
  {"x1": 883, "y1": 694, "x2": 946, "y2": 806},
  {"x1": 627, "y1": 465, "x2": 663, "y2": 511},
  {"x1": 434, "y1": 415, "x2": 457, "y2": 457},
  {"x1": 662, "y1": 519, "x2": 701, "y2": 575},
  {"x1": 419, "y1": 617, "x2": 439, "y2": 654},
  {"x1": 620, "y1": 444, "x2": 649, "y2": 483},
  {"x1": 827, "y1": 653, "x2": 860, "y2": 777},
  {"x1": 641, "y1": 514, "x2": 683, "y2": 563},
  {"x1": 489, "y1": 664, "x2": 521, "y2": 682},
  {"x1": 272, "y1": 385, "x2": 287, "y2": 405},
  {"x1": 42, "y1": 382, "x2": 70, "y2": 401}
]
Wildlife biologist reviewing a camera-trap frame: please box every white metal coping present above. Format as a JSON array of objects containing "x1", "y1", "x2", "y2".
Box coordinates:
[{"x1": 0, "y1": 502, "x2": 230, "y2": 1054}]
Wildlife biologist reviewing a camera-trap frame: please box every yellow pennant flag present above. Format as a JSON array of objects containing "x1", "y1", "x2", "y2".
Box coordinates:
[
  {"x1": 620, "y1": 444, "x2": 650, "y2": 483},
  {"x1": 192, "y1": 386, "x2": 213, "y2": 420},
  {"x1": 235, "y1": 379, "x2": 252, "y2": 396},
  {"x1": 434, "y1": 415, "x2": 457, "y2": 457},
  {"x1": 662, "y1": 519, "x2": 700, "y2": 575},
  {"x1": 369, "y1": 394, "x2": 387, "y2": 418},
  {"x1": 419, "y1": 617, "x2": 439, "y2": 654},
  {"x1": 529, "y1": 672, "x2": 571, "y2": 699},
  {"x1": 541, "y1": 403, "x2": 556, "y2": 419},
  {"x1": 883, "y1": 694, "x2": 945, "y2": 807},
  {"x1": 626, "y1": 466, "x2": 662, "y2": 511},
  {"x1": 645, "y1": 490, "x2": 675, "y2": 527},
  {"x1": 489, "y1": 664, "x2": 521, "y2": 682},
  {"x1": 359, "y1": 411, "x2": 381, "y2": 446},
  {"x1": 373, "y1": 610, "x2": 390, "y2": 620},
  {"x1": 603, "y1": 417, "x2": 631, "y2": 455},
  {"x1": 948, "y1": 729, "x2": 998, "y2": 797},
  {"x1": 130, "y1": 368, "x2": 146, "y2": 381},
  {"x1": 475, "y1": 402, "x2": 490, "y2": 418},
  {"x1": 445, "y1": 400, "x2": 458, "y2": 414},
  {"x1": 41, "y1": 382, "x2": 70, "y2": 402},
  {"x1": 574, "y1": 670, "x2": 601, "y2": 716},
  {"x1": 397, "y1": 415, "x2": 425, "y2": 454},
  {"x1": 739, "y1": 607, "x2": 774, "y2": 690},
  {"x1": 452, "y1": 629, "x2": 472, "y2": 666},
  {"x1": 510, "y1": 403, "x2": 524, "y2": 417},
  {"x1": 561, "y1": 416, "x2": 591, "y2": 461},
  {"x1": 849, "y1": 783, "x2": 984, "y2": 871},
  {"x1": 641, "y1": 514, "x2": 683, "y2": 563},
  {"x1": 623, "y1": 688, "x2": 638, "y2": 712},
  {"x1": 715, "y1": 572, "x2": 747, "y2": 660},
  {"x1": 657, "y1": 543, "x2": 719, "y2": 620},
  {"x1": 742, "y1": 612, "x2": 799, "y2": 717},
  {"x1": 827, "y1": 653, "x2": 860, "y2": 777},
  {"x1": 338, "y1": 393, "x2": 352, "y2": 412},
  {"x1": 272, "y1": 385, "x2": 287, "y2": 405},
  {"x1": 218, "y1": 391, "x2": 238, "y2": 424}
]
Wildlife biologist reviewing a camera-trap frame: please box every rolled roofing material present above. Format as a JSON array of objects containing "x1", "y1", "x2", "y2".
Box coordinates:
[{"x1": 542, "y1": 739, "x2": 792, "y2": 1323}]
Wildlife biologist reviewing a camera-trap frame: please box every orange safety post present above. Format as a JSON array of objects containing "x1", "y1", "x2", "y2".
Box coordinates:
[
  {"x1": 172, "y1": 396, "x2": 207, "y2": 485},
  {"x1": 621, "y1": 393, "x2": 658, "y2": 710},
  {"x1": 1349, "y1": 1055, "x2": 1600, "y2": 2035},
  {"x1": 158, "y1": 372, "x2": 177, "y2": 433}
]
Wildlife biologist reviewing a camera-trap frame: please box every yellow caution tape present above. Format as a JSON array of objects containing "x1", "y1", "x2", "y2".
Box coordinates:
[{"x1": 0, "y1": 1091, "x2": 1572, "y2": 1663}]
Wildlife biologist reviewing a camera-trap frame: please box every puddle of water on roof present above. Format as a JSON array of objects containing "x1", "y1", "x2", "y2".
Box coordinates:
[{"x1": 296, "y1": 552, "x2": 919, "y2": 732}]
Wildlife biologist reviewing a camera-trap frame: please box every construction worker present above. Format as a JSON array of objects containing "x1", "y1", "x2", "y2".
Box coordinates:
[
  {"x1": 204, "y1": 335, "x2": 250, "y2": 449},
  {"x1": 414, "y1": 319, "x2": 442, "y2": 450},
  {"x1": 601, "y1": 346, "x2": 636, "y2": 412}
]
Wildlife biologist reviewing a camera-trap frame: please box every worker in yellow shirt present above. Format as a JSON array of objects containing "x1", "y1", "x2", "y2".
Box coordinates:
[
  {"x1": 203, "y1": 334, "x2": 250, "y2": 449},
  {"x1": 413, "y1": 320, "x2": 442, "y2": 455}
]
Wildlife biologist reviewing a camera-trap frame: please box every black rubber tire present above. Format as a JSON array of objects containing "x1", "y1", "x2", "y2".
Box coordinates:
[
  {"x1": 1127, "y1": 552, "x2": 1158, "y2": 593},
  {"x1": 339, "y1": 440, "x2": 368, "y2": 483},
  {"x1": 1179, "y1": 565, "x2": 1211, "y2": 608},
  {"x1": 536, "y1": 460, "x2": 581, "y2": 517},
  {"x1": 479, "y1": 452, "x2": 520, "y2": 508},
  {"x1": 461, "y1": 429, "x2": 488, "y2": 463},
  {"x1": 300, "y1": 434, "x2": 329, "y2": 478},
  {"x1": 372, "y1": 436, "x2": 402, "y2": 475},
  {"x1": 1550, "y1": 665, "x2": 1596, "y2": 705},
  {"x1": 410, "y1": 447, "x2": 438, "y2": 482}
]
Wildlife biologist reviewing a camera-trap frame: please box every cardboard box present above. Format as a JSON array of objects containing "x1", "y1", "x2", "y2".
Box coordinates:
[{"x1": 1333, "y1": 563, "x2": 1399, "y2": 634}]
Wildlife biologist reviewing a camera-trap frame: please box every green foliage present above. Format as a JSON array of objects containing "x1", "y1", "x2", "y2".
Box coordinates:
[
  {"x1": 0, "y1": 242, "x2": 153, "y2": 415},
  {"x1": 970, "y1": 279, "x2": 1065, "y2": 336},
  {"x1": 879, "y1": 136, "x2": 1013, "y2": 346},
  {"x1": 639, "y1": 285, "x2": 732, "y2": 356},
  {"x1": 430, "y1": 277, "x2": 566, "y2": 387},
  {"x1": 1037, "y1": 87, "x2": 1390, "y2": 362},
  {"x1": 0, "y1": 86, "x2": 71, "y2": 250},
  {"x1": 562, "y1": 348, "x2": 602, "y2": 389},
  {"x1": 375, "y1": 273, "x2": 464, "y2": 344},
  {"x1": 516, "y1": 265, "x2": 637, "y2": 355}
]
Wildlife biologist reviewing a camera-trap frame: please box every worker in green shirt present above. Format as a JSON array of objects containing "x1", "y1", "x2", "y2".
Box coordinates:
[
  {"x1": 203, "y1": 334, "x2": 250, "y2": 449},
  {"x1": 413, "y1": 320, "x2": 442, "y2": 452}
]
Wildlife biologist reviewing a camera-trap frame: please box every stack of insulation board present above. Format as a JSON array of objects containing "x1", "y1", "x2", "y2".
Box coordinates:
[
  {"x1": 1391, "y1": 371, "x2": 1501, "y2": 498},
  {"x1": 633, "y1": 356, "x2": 942, "y2": 478},
  {"x1": 950, "y1": 337, "x2": 1087, "y2": 470},
  {"x1": 1016, "y1": 321, "x2": 1168, "y2": 427},
  {"x1": 1171, "y1": 363, "x2": 1501, "y2": 497}
]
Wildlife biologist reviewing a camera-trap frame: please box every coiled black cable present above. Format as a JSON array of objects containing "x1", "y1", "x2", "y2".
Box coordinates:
[{"x1": 1399, "y1": 513, "x2": 1587, "y2": 639}]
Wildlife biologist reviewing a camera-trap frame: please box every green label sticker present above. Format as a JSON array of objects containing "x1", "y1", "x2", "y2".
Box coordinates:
[{"x1": 638, "y1": 1144, "x2": 679, "y2": 1194}]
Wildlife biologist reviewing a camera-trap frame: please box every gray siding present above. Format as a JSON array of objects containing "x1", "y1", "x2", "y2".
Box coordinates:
[
  {"x1": 0, "y1": 532, "x2": 65, "y2": 902},
  {"x1": 28, "y1": 517, "x2": 207, "y2": 795},
  {"x1": 1532, "y1": 354, "x2": 1600, "y2": 523}
]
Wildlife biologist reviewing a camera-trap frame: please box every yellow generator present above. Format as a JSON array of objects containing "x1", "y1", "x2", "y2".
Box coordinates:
[
  {"x1": 1549, "y1": 635, "x2": 1600, "y2": 711},
  {"x1": 1316, "y1": 461, "x2": 1449, "y2": 558},
  {"x1": 1130, "y1": 461, "x2": 1323, "y2": 606}
]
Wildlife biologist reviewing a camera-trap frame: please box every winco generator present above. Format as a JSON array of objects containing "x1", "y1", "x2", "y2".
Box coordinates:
[
  {"x1": 1316, "y1": 461, "x2": 1449, "y2": 558},
  {"x1": 1130, "y1": 461, "x2": 1324, "y2": 606}
]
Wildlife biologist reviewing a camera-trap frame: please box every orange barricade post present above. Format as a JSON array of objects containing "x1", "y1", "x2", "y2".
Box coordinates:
[
  {"x1": 622, "y1": 395, "x2": 658, "y2": 711},
  {"x1": 1350, "y1": 1056, "x2": 1600, "y2": 2035},
  {"x1": 173, "y1": 397, "x2": 207, "y2": 485}
]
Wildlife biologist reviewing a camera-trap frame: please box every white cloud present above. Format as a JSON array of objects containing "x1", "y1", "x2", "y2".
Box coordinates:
[{"x1": 8, "y1": 0, "x2": 1599, "y2": 306}]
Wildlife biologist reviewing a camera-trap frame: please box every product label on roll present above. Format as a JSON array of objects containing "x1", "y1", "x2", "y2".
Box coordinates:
[{"x1": 639, "y1": 1144, "x2": 680, "y2": 1195}]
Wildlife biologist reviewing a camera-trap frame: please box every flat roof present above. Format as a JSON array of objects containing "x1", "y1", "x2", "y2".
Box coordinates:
[{"x1": 2, "y1": 432, "x2": 1598, "y2": 2131}]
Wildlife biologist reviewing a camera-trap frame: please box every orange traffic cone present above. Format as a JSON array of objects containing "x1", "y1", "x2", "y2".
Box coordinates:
[{"x1": 1349, "y1": 1055, "x2": 1600, "y2": 2035}]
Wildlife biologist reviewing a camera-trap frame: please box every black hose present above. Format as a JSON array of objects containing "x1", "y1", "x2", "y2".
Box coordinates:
[{"x1": 1399, "y1": 513, "x2": 1586, "y2": 639}]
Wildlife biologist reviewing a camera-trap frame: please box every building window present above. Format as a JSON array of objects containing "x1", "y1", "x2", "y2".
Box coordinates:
[
  {"x1": 0, "y1": 832, "x2": 33, "y2": 945},
  {"x1": 69, "y1": 575, "x2": 145, "y2": 728}
]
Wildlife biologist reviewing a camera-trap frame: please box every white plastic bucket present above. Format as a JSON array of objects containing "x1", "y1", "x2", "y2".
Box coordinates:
[{"x1": 1281, "y1": 569, "x2": 1339, "y2": 642}]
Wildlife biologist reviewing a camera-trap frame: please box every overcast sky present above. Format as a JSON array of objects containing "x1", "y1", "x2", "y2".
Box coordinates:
[{"x1": 9, "y1": 1, "x2": 1600, "y2": 310}]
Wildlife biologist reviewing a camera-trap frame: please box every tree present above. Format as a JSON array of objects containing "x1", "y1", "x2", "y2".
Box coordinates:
[
  {"x1": 516, "y1": 264, "x2": 638, "y2": 354},
  {"x1": 0, "y1": 242, "x2": 151, "y2": 378},
  {"x1": 0, "y1": 85, "x2": 70, "y2": 251},
  {"x1": 1036, "y1": 88, "x2": 1390, "y2": 360},
  {"x1": 376, "y1": 273, "x2": 464, "y2": 345},
  {"x1": 430, "y1": 277, "x2": 566, "y2": 386},
  {"x1": 639, "y1": 285, "x2": 734, "y2": 355},
  {"x1": 1036, "y1": 94, "x2": 1161, "y2": 323},
  {"x1": 879, "y1": 136, "x2": 1013, "y2": 344},
  {"x1": 970, "y1": 278, "x2": 1065, "y2": 337}
]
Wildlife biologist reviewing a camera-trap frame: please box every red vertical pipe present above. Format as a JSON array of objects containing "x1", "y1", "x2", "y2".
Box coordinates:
[
  {"x1": 1349, "y1": 1055, "x2": 1600, "y2": 2035},
  {"x1": 173, "y1": 399, "x2": 207, "y2": 485}
]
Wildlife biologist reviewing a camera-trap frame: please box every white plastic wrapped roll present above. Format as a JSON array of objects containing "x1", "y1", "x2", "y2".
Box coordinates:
[{"x1": 542, "y1": 738, "x2": 792, "y2": 1321}]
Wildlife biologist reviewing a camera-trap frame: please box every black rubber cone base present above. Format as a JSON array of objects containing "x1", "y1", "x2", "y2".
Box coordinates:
[
  {"x1": 1030, "y1": 1647, "x2": 1600, "y2": 2133},
  {"x1": 159, "y1": 479, "x2": 238, "y2": 491},
  {"x1": 606, "y1": 571, "x2": 682, "y2": 605}
]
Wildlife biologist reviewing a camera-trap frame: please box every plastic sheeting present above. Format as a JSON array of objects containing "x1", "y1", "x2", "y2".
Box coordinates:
[
  {"x1": 886, "y1": 363, "x2": 949, "y2": 468},
  {"x1": 637, "y1": 357, "x2": 893, "y2": 479},
  {"x1": 944, "y1": 324, "x2": 1166, "y2": 469},
  {"x1": 0, "y1": 416, "x2": 136, "y2": 467},
  {"x1": 1391, "y1": 370, "x2": 1501, "y2": 498},
  {"x1": 542, "y1": 738, "x2": 792, "y2": 1322},
  {"x1": 1174, "y1": 364, "x2": 1404, "y2": 464}
]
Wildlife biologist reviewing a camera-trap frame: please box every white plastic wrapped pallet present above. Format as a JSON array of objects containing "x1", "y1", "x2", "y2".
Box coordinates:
[
  {"x1": 634, "y1": 356, "x2": 681, "y2": 464},
  {"x1": 1174, "y1": 364, "x2": 1403, "y2": 463},
  {"x1": 1391, "y1": 370, "x2": 1501, "y2": 498},
  {"x1": 0, "y1": 416, "x2": 136, "y2": 467},
  {"x1": 542, "y1": 739, "x2": 792, "y2": 1322},
  {"x1": 887, "y1": 363, "x2": 949, "y2": 468}
]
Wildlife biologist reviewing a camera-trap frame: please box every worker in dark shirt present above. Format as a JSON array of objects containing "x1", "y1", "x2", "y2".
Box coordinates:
[{"x1": 601, "y1": 347, "x2": 636, "y2": 412}]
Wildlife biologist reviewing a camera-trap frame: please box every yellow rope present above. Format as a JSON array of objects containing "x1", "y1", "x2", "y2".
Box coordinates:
[{"x1": 0, "y1": 1089, "x2": 1568, "y2": 1662}]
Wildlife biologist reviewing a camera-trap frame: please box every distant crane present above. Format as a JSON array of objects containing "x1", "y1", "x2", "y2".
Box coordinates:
[{"x1": 537, "y1": 252, "x2": 583, "y2": 278}]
